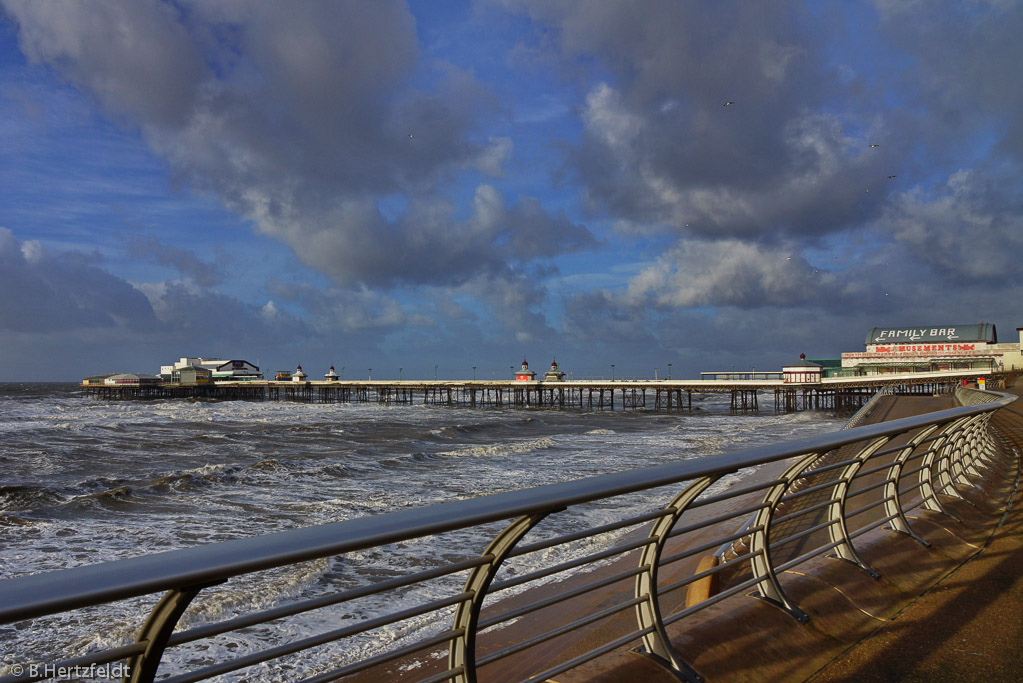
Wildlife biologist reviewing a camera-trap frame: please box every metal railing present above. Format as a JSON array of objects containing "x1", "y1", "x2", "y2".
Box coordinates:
[{"x1": 0, "y1": 388, "x2": 1014, "y2": 683}]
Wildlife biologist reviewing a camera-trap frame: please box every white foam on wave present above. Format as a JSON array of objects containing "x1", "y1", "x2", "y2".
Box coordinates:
[{"x1": 438, "y1": 436, "x2": 557, "y2": 458}]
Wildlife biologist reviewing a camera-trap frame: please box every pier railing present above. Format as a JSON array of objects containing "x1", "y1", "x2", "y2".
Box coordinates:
[{"x1": 0, "y1": 388, "x2": 1014, "y2": 683}]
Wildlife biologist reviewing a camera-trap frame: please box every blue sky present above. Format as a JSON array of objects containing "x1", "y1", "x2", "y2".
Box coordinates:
[{"x1": 2, "y1": 0, "x2": 1022, "y2": 382}]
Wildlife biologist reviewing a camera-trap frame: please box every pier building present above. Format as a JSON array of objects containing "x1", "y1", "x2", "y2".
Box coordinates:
[
  {"x1": 543, "y1": 359, "x2": 565, "y2": 381},
  {"x1": 292, "y1": 365, "x2": 307, "y2": 382},
  {"x1": 842, "y1": 323, "x2": 1023, "y2": 374},
  {"x1": 325, "y1": 365, "x2": 339, "y2": 381},
  {"x1": 782, "y1": 354, "x2": 822, "y2": 383},
  {"x1": 103, "y1": 372, "x2": 161, "y2": 386},
  {"x1": 514, "y1": 359, "x2": 536, "y2": 381},
  {"x1": 159, "y1": 357, "x2": 263, "y2": 381},
  {"x1": 169, "y1": 366, "x2": 211, "y2": 384}
]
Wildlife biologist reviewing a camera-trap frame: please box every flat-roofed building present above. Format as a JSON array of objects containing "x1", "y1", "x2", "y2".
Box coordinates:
[{"x1": 842, "y1": 323, "x2": 1022, "y2": 374}]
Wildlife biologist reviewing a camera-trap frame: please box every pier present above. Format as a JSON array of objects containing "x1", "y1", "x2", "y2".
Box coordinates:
[{"x1": 81, "y1": 370, "x2": 1004, "y2": 412}]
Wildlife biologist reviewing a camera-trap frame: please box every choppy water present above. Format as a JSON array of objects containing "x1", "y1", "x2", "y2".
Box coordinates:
[{"x1": 0, "y1": 383, "x2": 846, "y2": 679}]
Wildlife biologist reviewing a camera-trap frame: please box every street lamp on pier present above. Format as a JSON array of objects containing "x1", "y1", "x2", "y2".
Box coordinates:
[
  {"x1": 611, "y1": 364, "x2": 615, "y2": 381},
  {"x1": 399, "y1": 367, "x2": 403, "y2": 381},
  {"x1": 368, "y1": 368, "x2": 372, "y2": 380},
  {"x1": 434, "y1": 364, "x2": 438, "y2": 380},
  {"x1": 341, "y1": 366, "x2": 345, "y2": 380},
  {"x1": 472, "y1": 366, "x2": 477, "y2": 381},
  {"x1": 668, "y1": 363, "x2": 672, "y2": 380}
]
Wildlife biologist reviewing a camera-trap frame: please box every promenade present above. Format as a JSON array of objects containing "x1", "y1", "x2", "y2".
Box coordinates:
[
  {"x1": 808, "y1": 381, "x2": 1023, "y2": 682},
  {"x1": 542, "y1": 382, "x2": 1023, "y2": 682}
]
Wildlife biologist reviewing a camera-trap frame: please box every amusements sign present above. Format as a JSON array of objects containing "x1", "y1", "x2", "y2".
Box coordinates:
[{"x1": 865, "y1": 343, "x2": 977, "y2": 355}]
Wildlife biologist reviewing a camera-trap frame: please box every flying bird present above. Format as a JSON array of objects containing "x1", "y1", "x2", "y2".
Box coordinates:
[
  {"x1": 724, "y1": 101, "x2": 734, "y2": 107},
  {"x1": 888, "y1": 175, "x2": 897, "y2": 179},
  {"x1": 409, "y1": 133, "x2": 415, "y2": 138},
  {"x1": 869, "y1": 144, "x2": 880, "y2": 148}
]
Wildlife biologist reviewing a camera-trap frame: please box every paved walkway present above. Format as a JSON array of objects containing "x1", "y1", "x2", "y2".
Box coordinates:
[{"x1": 807, "y1": 382, "x2": 1023, "y2": 682}]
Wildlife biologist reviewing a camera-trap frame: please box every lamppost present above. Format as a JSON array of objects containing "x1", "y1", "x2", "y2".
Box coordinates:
[
  {"x1": 472, "y1": 366, "x2": 477, "y2": 381},
  {"x1": 341, "y1": 366, "x2": 345, "y2": 380},
  {"x1": 368, "y1": 368, "x2": 372, "y2": 380},
  {"x1": 399, "y1": 367, "x2": 403, "y2": 381},
  {"x1": 434, "y1": 364, "x2": 438, "y2": 381},
  {"x1": 611, "y1": 364, "x2": 615, "y2": 381},
  {"x1": 668, "y1": 363, "x2": 672, "y2": 380}
]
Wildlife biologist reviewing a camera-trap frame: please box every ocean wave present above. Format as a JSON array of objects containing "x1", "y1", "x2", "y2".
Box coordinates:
[
  {"x1": 0, "y1": 484, "x2": 68, "y2": 512},
  {"x1": 438, "y1": 436, "x2": 557, "y2": 459}
]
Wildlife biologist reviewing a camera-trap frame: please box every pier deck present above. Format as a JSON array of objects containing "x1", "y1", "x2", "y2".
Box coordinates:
[{"x1": 81, "y1": 370, "x2": 1002, "y2": 412}]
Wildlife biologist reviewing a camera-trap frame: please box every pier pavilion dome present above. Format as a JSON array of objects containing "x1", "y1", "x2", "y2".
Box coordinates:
[
  {"x1": 292, "y1": 365, "x2": 308, "y2": 382},
  {"x1": 544, "y1": 359, "x2": 565, "y2": 382},
  {"x1": 515, "y1": 359, "x2": 536, "y2": 381},
  {"x1": 783, "y1": 354, "x2": 822, "y2": 384},
  {"x1": 325, "y1": 365, "x2": 339, "y2": 381}
]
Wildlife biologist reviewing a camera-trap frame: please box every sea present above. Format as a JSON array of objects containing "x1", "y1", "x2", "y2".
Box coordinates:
[{"x1": 0, "y1": 382, "x2": 848, "y2": 680}]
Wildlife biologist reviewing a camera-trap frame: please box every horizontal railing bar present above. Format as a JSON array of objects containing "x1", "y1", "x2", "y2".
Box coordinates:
[
  {"x1": 660, "y1": 526, "x2": 765, "y2": 568},
  {"x1": 900, "y1": 463, "x2": 929, "y2": 478},
  {"x1": 846, "y1": 513, "x2": 901, "y2": 541},
  {"x1": 903, "y1": 447, "x2": 937, "y2": 465},
  {"x1": 491, "y1": 537, "x2": 653, "y2": 593},
  {"x1": 164, "y1": 592, "x2": 472, "y2": 683},
  {"x1": 415, "y1": 666, "x2": 464, "y2": 683},
  {"x1": 478, "y1": 565, "x2": 649, "y2": 630},
  {"x1": 296, "y1": 628, "x2": 464, "y2": 683},
  {"x1": 773, "y1": 539, "x2": 845, "y2": 574},
  {"x1": 844, "y1": 495, "x2": 895, "y2": 519},
  {"x1": 662, "y1": 571, "x2": 767, "y2": 625},
  {"x1": 798, "y1": 457, "x2": 860, "y2": 478},
  {"x1": 657, "y1": 551, "x2": 753, "y2": 595},
  {"x1": 768, "y1": 518, "x2": 839, "y2": 549},
  {"x1": 779, "y1": 477, "x2": 845, "y2": 503},
  {"x1": 167, "y1": 556, "x2": 492, "y2": 648},
  {"x1": 687, "y1": 478, "x2": 787, "y2": 509},
  {"x1": 520, "y1": 625, "x2": 657, "y2": 683},
  {"x1": 771, "y1": 498, "x2": 835, "y2": 526},
  {"x1": 845, "y1": 477, "x2": 891, "y2": 498},
  {"x1": 667, "y1": 502, "x2": 770, "y2": 539},
  {"x1": 1, "y1": 394, "x2": 1011, "y2": 626},
  {"x1": 477, "y1": 594, "x2": 646, "y2": 666},
  {"x1": 855, "y1": 460, "x2": 902, "y2": 478},
  {"x1": 0, "y1": 642, "x2": 148, "y2": 683},
  {"x1": 508, "y1": 509, "x2": 667, "y2": 558}
]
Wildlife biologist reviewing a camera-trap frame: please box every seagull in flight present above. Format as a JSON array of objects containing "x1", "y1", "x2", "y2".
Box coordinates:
[
  {"x1": 888, "y1": 175, "x2": 897, "y2": 179},
  {"x1": 869, "y1": 144, "x2": 880, "y2": 148},
  {"x1": 724, "y1": 101, "x2": 735, "y2": 107}
]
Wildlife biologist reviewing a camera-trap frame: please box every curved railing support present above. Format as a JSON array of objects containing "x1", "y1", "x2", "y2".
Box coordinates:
[
  {"x1": 919, "y1": 416, "x2": 974, "y2": 519},
  {"x1": 128, "y1": 583, "x2": 214, "y2": 683},
  {"x1": 450, "y1": 512, "x2": 549, "y2": 683},
  {"x1": 827, "y1": 437, "x2": 889, "y2": 577},
  {"x1": 883, "y1": 424, "x2": 940, "y2": 546},
  {"x1": 634, "y1": 475, "x2": 719, "y2": 681},
  {"x1": 748, "y1": 451, "x2": 821, "y2": 622}
]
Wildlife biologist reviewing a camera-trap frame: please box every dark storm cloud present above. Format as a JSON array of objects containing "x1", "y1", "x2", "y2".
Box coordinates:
[
  {"x1": 499, "y1": 0, "x2": 891, "y2": 239},
  {"x1": 126, "y1": 235, "x2": 224, "y2": 286},
  {"x1": 885, "y1": 167, "x2": 1023, "y2": 284},
  {"x1": 872, "y1": 1, "x2": 1023, "y2": 161},
  {"x1": 1, "y1": 0, "x2": 594, "y2": 288},
  {"x1": 0, "y1": 227, "x2": 158, "y2": 333},
  {"x1": 262, "y1": 186, "x2": 593, "y2": 288},
  {"x1": 0, "y1": 228, "x2": 311, "y2": 377}
]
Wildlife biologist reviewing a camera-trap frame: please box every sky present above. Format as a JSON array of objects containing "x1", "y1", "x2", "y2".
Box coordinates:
[{"x1": 1, "y1": 0, "x2": 1022, "y2": 382}]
